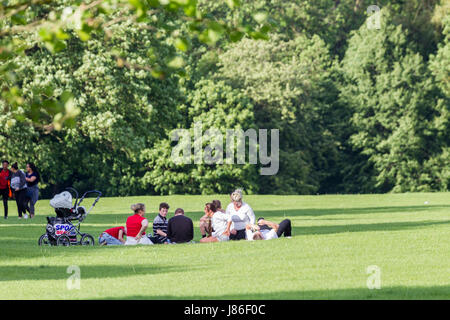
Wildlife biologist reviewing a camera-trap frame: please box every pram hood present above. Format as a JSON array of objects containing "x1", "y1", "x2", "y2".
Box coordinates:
[{"x1": 49, "y1": 191, "x2": 73, "y2": 209}]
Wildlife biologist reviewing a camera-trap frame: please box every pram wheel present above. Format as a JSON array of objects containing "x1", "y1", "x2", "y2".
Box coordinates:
[
  {"x1": 38, "y1": 234, "x2": 51, "y2": 246},
  {"x1": 57, "y1": 234, "x2": 71, "y2": 246},
  {"x1": 80, "y1": 234, "x2": 95, "y2": 246}
]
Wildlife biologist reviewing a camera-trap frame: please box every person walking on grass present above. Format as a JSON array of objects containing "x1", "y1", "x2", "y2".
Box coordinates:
[
  {"x1": 99, "y1": 226, "x2": 126, "y2": 245},
  {"x1": 24, "y1": 162, "x2": 40, "y2": 219},
  {"x1": 148, "y1": 202, "x2": 169, "y2": 244},
  {"x1": 167, "y1": 208, "x2": 194, "y2": 244},
  {"x1": 10, "y1": 163, "x2": 28, "y2": 219},
  {"x1": 0, "y1": 160, "x2": 12, "y2": 219},
  {"x1": 125, "y1": 203, "x2": 153, "y2": 245},
  {"x1": 200, "y1": 202, "x2": 231, "y2": 243}
]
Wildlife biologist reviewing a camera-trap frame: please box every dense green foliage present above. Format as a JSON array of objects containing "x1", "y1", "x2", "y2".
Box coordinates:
[{"x1": 0, "y1": 0, "x2": 449, "y2": 196}]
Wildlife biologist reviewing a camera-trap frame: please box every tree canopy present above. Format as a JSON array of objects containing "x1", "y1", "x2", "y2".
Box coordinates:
[{"x1": 1, "y1": 0, "x2": 449, "y2": 196}]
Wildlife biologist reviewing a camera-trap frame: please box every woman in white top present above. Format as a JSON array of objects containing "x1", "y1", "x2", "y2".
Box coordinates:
[
  {"x1": 200, "y1": 203, "x2": 231, "y2": 243},
  {"x1": 224, "y1": 189, "x2": 255, "y2": 240}
]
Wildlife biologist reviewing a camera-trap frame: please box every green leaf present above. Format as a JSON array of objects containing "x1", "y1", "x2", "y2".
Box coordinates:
[
  {"x1": 38, "y1": 28, "x2": 52, "y2": 41},
  {"x1": 229, "y1": 30, "x2": 244, "y2": 42},
  {"x1": 171, "y1": 0, "x2": 189, "y2": 5},
  {"x1": 148, "y1": 0, "x2": 160, "y2": 7},
  {"x1": 225, "y1": 0, "x2": 240, "y2": 9},
  {"x1": 77, "y1": 30, "x2": 90, "y2": 41},
  {"x1": 174, "y1": 38, "x2": 189, "y2": 52},
  {"x1": 129, "y1": 0, "x2": 147, "y2": 17},
  {"x1": 55, "y1": 29, "x2": 70, "y2": 40},
  {"x1": 183, "y1": 4, "x2": 196, "y2": 17},
  {"x1": 167, "y1": 56, "x2": 185, "y2": 69},
  {"x1": 11, "y1": 12, "x2": 27, "y2": 25},
  {"x1": 249, "y1": 31, "x2": 269, "y2": 40},
  {"x1": 46, "y1": 39, "x2": 67, "y2": 53},
  {"x1": 0, "y1": 48, "x2": 14, "y2": 61}
]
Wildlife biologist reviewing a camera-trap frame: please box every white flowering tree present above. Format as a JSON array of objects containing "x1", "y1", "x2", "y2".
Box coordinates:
[
  {"x1": 0, "y1": 0, "x2": 270, "y2": 130},
  {"x1": 0, "y1": 0, "x2": 271, "y2": 196}
]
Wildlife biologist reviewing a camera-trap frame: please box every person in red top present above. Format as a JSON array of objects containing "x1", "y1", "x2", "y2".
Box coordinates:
[
  {"x1": 125, "y1": 203, "x2": 153, "y2": 245},
  {"x1": 99, "y1": 226, "x2": 126, "y2": 246},
  {"x1": 0, "y1": 160, "x2": 12, "y2": 219}
]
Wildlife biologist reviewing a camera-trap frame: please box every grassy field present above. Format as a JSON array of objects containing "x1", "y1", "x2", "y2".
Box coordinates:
[{"x1": 0, "y1": 193, "x2": 449, "y2": 300}]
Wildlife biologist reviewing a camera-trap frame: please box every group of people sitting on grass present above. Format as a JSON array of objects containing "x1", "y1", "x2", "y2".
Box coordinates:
[{"x1": 98, "y1": 189, "x2": 292, "y2": 246}]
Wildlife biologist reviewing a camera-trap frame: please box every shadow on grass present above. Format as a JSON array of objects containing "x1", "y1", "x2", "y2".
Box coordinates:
[
  {"x1": 253, "y1": 205, "x2": 450, "y2": 218},
  {"x1": 291, "y1": 220, "x2": 450, "y2": 236},
  {"x1": 0, "y1": 264, "x2": 204, "y2": 282},
  {"x1": 2, "y1": 204, "x2": 446, "y2": 226},
  {"x1": 39, "y1": 204, "x2": 447, "y2": 226},
  {"x1": 99, "y1": 285, "x2": 450, "y2": 300}
]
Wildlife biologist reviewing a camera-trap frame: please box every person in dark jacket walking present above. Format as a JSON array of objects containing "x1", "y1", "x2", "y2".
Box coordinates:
[
  {"x1": 0, "y1": 160, "x2": 12, "y2": 219},
  {"x1": 167, "y1": 208, "x2": 194, "y2": 244},
  {"x1": 24, "y1": 162, "x2": 40, "y2": 219},
  {"x1": 10, "y1": 162, "x2": 28, "y2": 219}
]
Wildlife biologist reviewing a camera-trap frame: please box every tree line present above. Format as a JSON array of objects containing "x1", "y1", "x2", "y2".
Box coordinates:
[{"x1": 0, "y1": 0, "x2": 448, "y2": 197}]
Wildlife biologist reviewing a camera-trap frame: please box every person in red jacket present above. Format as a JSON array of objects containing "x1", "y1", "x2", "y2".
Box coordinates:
[
  {"x1": 99, "y1": 226, "x2": 126, "y2": 245},
  {"x1": 0, "y1": 160, "x2": 12, "y2": 219},
  {"x1": 125, "y1": 203, "x2": 153, "y2": 245}
]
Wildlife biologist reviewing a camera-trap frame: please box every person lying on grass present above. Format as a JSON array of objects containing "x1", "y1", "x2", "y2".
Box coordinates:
[
  {"x1": 200, "y1": 202, "x2": 231, "y2": 243},
  {"x1": 125, "y1": 203, "x2": 153, "y2": 245},
  {"x1": 245, "y1": 218, "x2": 292, "y2": 241},
  {"x1": 99, "y1": 226, "x2": 126, "y2": 246}
]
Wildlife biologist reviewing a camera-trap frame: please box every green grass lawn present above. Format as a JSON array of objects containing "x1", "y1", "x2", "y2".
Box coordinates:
[{"x1": 0, "y1": 193, "x2": 449, "y2": 300}]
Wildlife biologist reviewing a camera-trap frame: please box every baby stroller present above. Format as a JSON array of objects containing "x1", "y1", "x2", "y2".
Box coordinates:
[{"x1": 38, "y1": 187, "x2": 102, "y2": 246}]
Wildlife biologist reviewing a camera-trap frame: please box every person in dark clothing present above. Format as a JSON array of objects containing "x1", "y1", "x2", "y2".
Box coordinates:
[
  {"x1": 0, "y1": 160, "x2": 12, "y2": 219},
  {"x1": 167, "y1": 208, "x2": 194, "y2": 244},
  {"x1": 261, "y1": 218, "x2": 292, "y2": 238},
  {"x1": 245, "y1": 217, "x2": 292, "y2": 241},
  {"x1": 25, "y1": 162, "x2": 40, "y2": 219},
  {"x1": 10, "y1": 162, "x2": 28, "y2": 219},
  {"x1": 148, "y1": 202, "x2": 169, "y2": 244}
]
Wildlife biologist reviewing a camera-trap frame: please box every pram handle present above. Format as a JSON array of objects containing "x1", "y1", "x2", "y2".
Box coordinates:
[
  {"x1": 65, "y1": 188, "x2": 102, "y2": 211},
  {"x1": 81, "y1": 190, "x2": 102, "y2": 205},
  {"x1": 78, "y1": 190, "x2": 102, "y2": 216}
]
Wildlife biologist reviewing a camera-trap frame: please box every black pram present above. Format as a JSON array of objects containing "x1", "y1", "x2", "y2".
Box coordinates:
[{"x1": 38, "y1": 188, "x2": 102, "y2": 246}]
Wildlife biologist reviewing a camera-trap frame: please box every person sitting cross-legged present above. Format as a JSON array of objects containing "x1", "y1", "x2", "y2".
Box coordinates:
[
  {"x1": 167, "y1": 208, "x2": 194, "y2": 244},
  {"x1": 245, "y1": 218, "x2": 292, "y2": 241},
  {"x1": 200, "y1": 203, "x2": 231, "y2": 243},
  {"x1": 99, "y1": 226, "x2": 126, "y2": 246},
  {"x1": 199, "y1": 206, "x2": 213, "y2": 239},
  {"x1": 125, "y1": 203, "x2": 153, "y2": 245},
  {"x1": 225, "y1": 189, "x2": 255, "y2": 240},
  {"x1": 148, "y1": 202, "x2": 170, "y2": 244}
]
